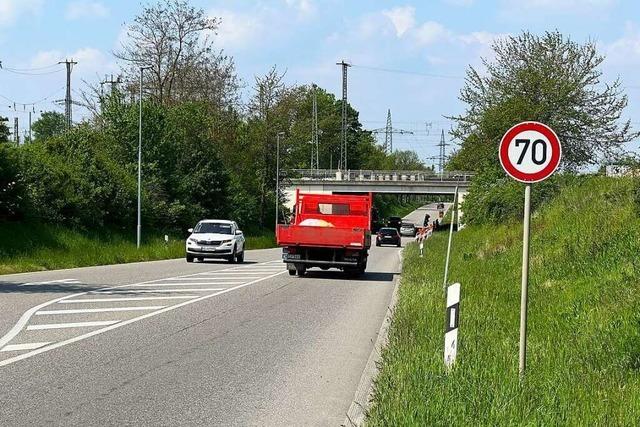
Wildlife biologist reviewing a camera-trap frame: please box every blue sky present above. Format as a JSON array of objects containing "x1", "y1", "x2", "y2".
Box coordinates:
[{"x1": 1, "y1": 0, "x2": 640, "y2": 163}]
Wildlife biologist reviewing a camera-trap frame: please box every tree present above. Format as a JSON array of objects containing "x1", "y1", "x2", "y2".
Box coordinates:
[
  {"x1": 0, "y1": 116, "x2": 11, "y2": 142},
  {"x1": 115, "y1": 0, "x2": 239, "y2": 108},
  {"x1": 32, "y1": 111, "x2": 66, "y2": 141},
  {"x1": 449, "y1": 31, "x2": 638, "y2": 171}
]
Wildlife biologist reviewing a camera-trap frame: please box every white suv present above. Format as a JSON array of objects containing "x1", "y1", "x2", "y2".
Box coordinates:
[{"x1": 186, "y1": 220, "x2": 245, "y2": 263}]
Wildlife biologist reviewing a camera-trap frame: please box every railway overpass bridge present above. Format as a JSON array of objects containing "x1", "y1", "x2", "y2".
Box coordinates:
[{"x1": 282, "y1": 169, "x2": 474, "y2": 210}]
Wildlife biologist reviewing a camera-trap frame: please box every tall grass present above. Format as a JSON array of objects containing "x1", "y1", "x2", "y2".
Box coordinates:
[
  {"x1": 0, "y1": 223, "x2": 277, "y2": 275},
  {"x1": 368, "y1": 176, "x2": 640, "y2": 425}
]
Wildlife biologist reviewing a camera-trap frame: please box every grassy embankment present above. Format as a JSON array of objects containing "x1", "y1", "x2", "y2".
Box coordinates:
[
  {"x1": 368, "y1": 176, "x2": 640, "y2": 425},
  {"x1": 0, "y1": 223, "x2": 275, "y2": 275}
]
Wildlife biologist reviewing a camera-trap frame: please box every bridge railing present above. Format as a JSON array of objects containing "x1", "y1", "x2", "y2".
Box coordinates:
[{"x1": 288, "y1": 169, "x2": 475, "y2": 183}]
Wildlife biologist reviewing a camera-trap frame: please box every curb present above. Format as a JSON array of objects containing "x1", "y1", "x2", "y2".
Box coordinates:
[{"x1": 343, "y1": 249, "x2": 403, "y2": 426}]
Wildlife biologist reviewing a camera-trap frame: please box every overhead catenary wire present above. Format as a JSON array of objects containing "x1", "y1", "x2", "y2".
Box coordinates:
[
  {"x1": 350, "y1": 63, "x2": 465, "y2": 80},
  {"x1": 0, "y1": 86, "x2": 66, "y2": 107}
]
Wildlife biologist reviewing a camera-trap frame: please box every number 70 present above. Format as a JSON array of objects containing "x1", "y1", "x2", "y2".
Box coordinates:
[{"x1": 515, "y1": 139, "x2": 547, "y2": 165}]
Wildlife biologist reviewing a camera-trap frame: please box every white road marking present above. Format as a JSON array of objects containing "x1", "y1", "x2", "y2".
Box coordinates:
[
  {"x1": 159, "y1": 276, "x2": 263, "y2": 279},
  {"x1": 93, "y1": 288, "x2": 225, "y2": 294},
  {"x1": 0, "y1": 270, "x2": 286, "y2": 367},
  {"x1": 132, "y1": 282, "x2": 243, "y2": 287},
  {"x1": 192, "y1": 270, "x2": 275, "y2": 277},
  {"x1": 27, "y1": 320, "x2": 120, "y2": 331},
  {"x1": 36, "y1": 306, "x2": 166, "y2": 315},
  {"x1": 19, "y1": 279, "x2": 81, "y2": 287},
  {"x1": 59, "y1": 296, "x2": 198, "y2": 304},
  {"x1": 0, "y1": 342, "x2": 51, "y2": 352}
]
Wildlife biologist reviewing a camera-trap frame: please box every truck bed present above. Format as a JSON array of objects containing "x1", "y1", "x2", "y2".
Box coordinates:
[{"x1": 277, "y1": 224, "x2": 370, "y2": 249}]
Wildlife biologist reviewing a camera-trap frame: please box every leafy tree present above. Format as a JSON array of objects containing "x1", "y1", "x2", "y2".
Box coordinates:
[
  {"x1": 116, "y1": 0, "x2": 239, "y2": 108},
  {"x1": 0, "y1": 116, "x2": 10, "y2": 142},
  {"x1": 32, "y1": 111, "x2": 66, "y2": 141},
  {"x1": 449, "y1": 30, "x2": 638, "y2": 172}
]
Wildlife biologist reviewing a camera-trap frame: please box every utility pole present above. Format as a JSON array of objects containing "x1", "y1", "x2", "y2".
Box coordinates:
[
  {"x1": 437, "y1": 129, "x2": 449, "y2": 178},
  {"x1": 311, "y1": 84, "x2": 320, "y2": 171},
  {"x1": 336, "y1": 60, "x2": 350, "y2": 171},
  {"x1": 137, "y1": 67, "x2": 150, "y2": 249},
  {"x1": 370, "y1": 109, "x2": 413, "y2": 153},
  {"x1": 58, "y1": 59, "x2": 77, "y2": 130},
  {"x1": 276, "y1": 132, "x2": 285, "y2": 227},
  {"x1": 13, "y1": 117, "x2": 18, "y2": 145},
  {"x1": 28, "y1": 110, "x2": 32, "y2": 143}
]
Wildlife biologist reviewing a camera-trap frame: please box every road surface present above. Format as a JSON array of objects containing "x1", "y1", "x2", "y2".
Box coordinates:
[{"x1": 0, "y1": 208, "x2": 429, "y2": 426}]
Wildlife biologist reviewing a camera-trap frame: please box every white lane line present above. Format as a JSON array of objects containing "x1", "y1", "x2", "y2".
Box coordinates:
[
  {"x1": 58, "y1": 296, "x2": 198, "y2": 304},
  {"x1": 0, "y1": 270, "x2": 286, "y2": 367},
  {"x1": 158, "y1": 276, "x2": 263, "y2": 280},
  {"x1": 19, "y1": 279, "x2": 80, "y2": 287},
  {"x1": 27, "y1": 321, "x2": 120, "y2": 331},
  {"x1": 132, "y1": 282, "x2": 243, "y2": 287},
  {"x1": 94, "y1": 288, "x2": 225, "y2": 294},
  {"x1": 0, "y1": 342, "x2": 51, "y2": 352},
  {"x1": 36, "y1": 306, "x2": 166, "y2": 315}
]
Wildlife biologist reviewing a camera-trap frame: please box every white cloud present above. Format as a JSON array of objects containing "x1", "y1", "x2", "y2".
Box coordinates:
[
  {"x1": 65, "y1": 1, "x2": 109, "y2": 20},
  {"x1": 605, "y1": 23, "x2": 640, "y2": 67},
  {"x1": 500, "y1": 0, "x2": 615, "y2": 15},
  {"x1": 29, "y1": 47, "x2": 116, "y2": 79},
  {"x1": 382, "y1": 6, "x2": 415, "y2": 38},
  {"x1": 444, "y1": 0, "x2": 474, "y2": 6},
  {"x1": 414, "y1": 21, "x2": 451, "y2": 45},
  {"x1": 209, "y1": 9, "x2": 264, "y2": 50},
  {"x1": 0, "y1": 0, "x2": 42, "y2": 27},
  {"x1": 285, "y1": 0, "x2": 316, "y2": 18}
]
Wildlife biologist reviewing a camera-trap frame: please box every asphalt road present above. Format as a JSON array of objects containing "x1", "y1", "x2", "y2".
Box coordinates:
[{"x1": 0, "y1": 211, "x2": 426, "y2": 426}]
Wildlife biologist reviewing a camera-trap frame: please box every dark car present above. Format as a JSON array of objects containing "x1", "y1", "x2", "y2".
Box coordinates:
[
  {"x1": 376, "y1": 227, "x2": 401, "y2": 247},
  {"x1": 387, "y1": 216, "x2": 402, "y2": 231}
]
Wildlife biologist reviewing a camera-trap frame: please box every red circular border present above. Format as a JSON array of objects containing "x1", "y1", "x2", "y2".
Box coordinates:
[{"x1": 499, "y1": 121, "x2": 562, "y2": 183}]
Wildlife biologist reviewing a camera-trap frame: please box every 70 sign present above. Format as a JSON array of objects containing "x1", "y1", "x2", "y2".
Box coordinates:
[
  {"x1": 498, "y1": 121, "x2": 562, "y2": 379},
  {"x1": 499, "y1": 122, "x2": 562, "y2": 183}
]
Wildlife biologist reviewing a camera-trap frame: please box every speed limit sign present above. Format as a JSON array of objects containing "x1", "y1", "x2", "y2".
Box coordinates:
[
  {"x1": 499, "y1": 121, "x2": 561, "y2": 380},
  {"x1": 499, "y1": 121, "x2": 561, "y2": 183}
]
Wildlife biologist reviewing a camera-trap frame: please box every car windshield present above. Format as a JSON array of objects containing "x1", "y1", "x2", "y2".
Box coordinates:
[
  {"x1": 194, "y1": 222, "x2": 232, "y2": 234},
  {"x1": 380, "y1": 228, "x2": 397, "y2": 235}
]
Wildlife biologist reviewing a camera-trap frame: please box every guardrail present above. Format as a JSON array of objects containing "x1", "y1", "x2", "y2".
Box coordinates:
[{"x1": 287, "y1": 169, "x2": 475, "y2": 183}]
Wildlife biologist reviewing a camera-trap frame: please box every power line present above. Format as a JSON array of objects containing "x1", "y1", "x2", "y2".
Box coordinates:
[
  {"x1": 350, "y1": 63, "x2": 464, "y2": 80},
  {"x1": 0, "y1": 86, "x2": 66, "y2": 107}
]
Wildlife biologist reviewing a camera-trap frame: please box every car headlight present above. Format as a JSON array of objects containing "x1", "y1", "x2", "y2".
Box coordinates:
[
  {"x1": 188, "y1": 237, "x2": 198, "y2": 243},
  {"x1": 221, "y1": 239, "x2": 232, "y2": 245}
]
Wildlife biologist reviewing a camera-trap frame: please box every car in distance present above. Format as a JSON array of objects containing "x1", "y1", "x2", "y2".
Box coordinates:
[
  {"x1": 387, "y1": 216, "x2": 402, "y2": 231},
  {"x1": 400, "y1": 222, "x2": 417, "y2": 237},
  {"x1": 186, "y1": 220, "x2": 245, "y2": 263},
  {"x1": 376, "y1": 227, "x2": 401, "y2": 247}
]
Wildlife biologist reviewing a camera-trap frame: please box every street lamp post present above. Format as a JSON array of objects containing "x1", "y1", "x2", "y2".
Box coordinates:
[
  {"x1": 275, "y1": 132, "x2": 285, "y2": 228},
  {"x1": 137, "y1": 66, "x2": 150, "y2": 249}
]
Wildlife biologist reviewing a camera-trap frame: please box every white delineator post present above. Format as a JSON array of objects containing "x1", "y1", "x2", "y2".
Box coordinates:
[{"x1": 444, "y1": 282, "x2": 461, "y2": 369}]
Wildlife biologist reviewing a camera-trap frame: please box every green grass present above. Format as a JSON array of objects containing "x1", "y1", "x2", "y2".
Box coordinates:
[
  {"x1": 367, "y1": 176, "x2": 640, "y2": 426},
  {"x1": 0, "y1": 223, "x2": 276, "y2": 275}
]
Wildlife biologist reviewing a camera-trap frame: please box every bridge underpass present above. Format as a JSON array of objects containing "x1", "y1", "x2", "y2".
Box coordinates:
[{"x1": 282, "y1": 169, "x2": 473, "y2": 211}]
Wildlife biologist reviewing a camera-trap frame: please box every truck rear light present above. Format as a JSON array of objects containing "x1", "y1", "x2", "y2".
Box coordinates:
[{"x1": 287, "y1": 247, "x2": 297, "y2": 254}]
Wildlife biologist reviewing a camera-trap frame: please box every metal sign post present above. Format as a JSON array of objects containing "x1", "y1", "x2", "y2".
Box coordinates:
[
  {"x1": 443, "y1": 186, "x2": 458, "y2": 290},
  {"x1": 519, "y1": 184, "x2": 531, "y2": 376},
  {"x1": 499, "y1": 121, "x2": 561, "y2": 379}
]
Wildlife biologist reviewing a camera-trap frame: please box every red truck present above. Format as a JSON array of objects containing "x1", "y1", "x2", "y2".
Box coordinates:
[{"x1": 276, "y1": 191, "x2": 373, "y2": 277}]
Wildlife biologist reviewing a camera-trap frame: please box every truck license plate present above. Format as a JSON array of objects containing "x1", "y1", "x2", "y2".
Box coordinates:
[{"x1": 284, "y1": 254, "x2": 301, "y2": 260}]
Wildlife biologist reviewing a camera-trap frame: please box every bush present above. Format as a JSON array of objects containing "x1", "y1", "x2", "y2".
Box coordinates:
[
  {"x1": 461, "y1": 168, "x2": 561, "y2": 225},
  {"x1": 0, "y1": 144, "x2": 27, "y2": 220}
]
